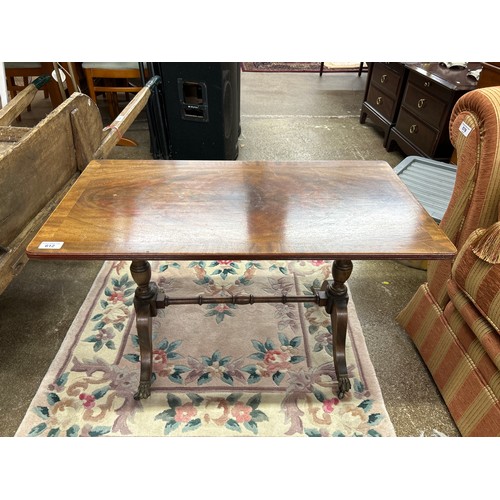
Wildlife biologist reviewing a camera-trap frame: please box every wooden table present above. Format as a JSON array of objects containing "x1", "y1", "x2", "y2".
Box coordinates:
[{"x1": 27, "y1": 159, "x2": 456, "y2": 400}]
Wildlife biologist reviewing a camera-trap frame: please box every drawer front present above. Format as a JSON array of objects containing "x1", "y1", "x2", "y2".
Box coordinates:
[
  {"x1": 404, "y1": 82, "x2": 448, "y2": 128},
  {"x1": 366, "y1": 85, "x2": 397, "y2": 121},
  {"x1": 407, "y1": 70, "x2": 452, "y2": 102},
  {"x1": 396, "y1": 108, "x2": 439, "y2": 154},
  {"x1": 371, "y1": 63, "x2": 402, "y2": 97}
]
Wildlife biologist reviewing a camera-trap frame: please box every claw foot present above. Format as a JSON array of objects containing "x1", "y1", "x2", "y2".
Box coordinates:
[
  {"x1": 337, "y1": 376, "x2": 351, "y2": 399},
  {"x1": 134, "y1": 381, "x2": 151, "y2": 400}
]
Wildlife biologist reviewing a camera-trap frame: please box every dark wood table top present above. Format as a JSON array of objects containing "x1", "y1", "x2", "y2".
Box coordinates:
[
  {"x1": 405, "y1": 62, "x2": 482, "y2": 91},
  {"x1": 26, "y1": 159, "x2": 456, "y2": 261}
]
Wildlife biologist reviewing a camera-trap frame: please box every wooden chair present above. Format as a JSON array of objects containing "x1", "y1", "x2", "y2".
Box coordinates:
[
  {"x1": 319, "y1": 62, "x2": 365, "y2": 76},
  {"x1": 4, "y1": 62, "x2": 65, "y2": 117},
  {"x1": 82, "y1": 62, "x2": 145, "y2": 118},
  {"x1": 82, "y1": 62, "x2": 146, "y2": 146}
]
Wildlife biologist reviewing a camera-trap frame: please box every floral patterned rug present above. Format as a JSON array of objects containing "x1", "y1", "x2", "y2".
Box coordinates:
[
  {"x1": 15, "y1": 259, "x2": 395, "y2": 437},
  {"x1": 241, "y1": 62, "x2": 364, "y2": 73}
]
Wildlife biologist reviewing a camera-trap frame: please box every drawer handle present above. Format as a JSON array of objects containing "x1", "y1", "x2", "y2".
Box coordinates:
[
  {"x1": 417, "y1": 98, "x2": 426, "y2": 109},
  {"x1": 409, "y1": 124, "x2": 419, "y2": 134},
  {"x1": 424, "y1": 81, "x2": 431, "y2": 88},
  {"x1": 376, "y1": 96, "x2": 383, "y2": 105},
  {"x1": 380, "y1": 74, "x2": 387, "y2": 83}
]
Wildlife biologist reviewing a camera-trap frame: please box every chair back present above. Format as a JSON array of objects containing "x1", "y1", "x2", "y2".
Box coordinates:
[{"x1": 427, "y1": 86, "x2": 500, "y2": 306}]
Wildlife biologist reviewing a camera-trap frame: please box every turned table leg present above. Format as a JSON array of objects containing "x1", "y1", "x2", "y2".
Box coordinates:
[
  {"x1": 130, "y1": 260, "x2": 158, "y2": 400},
  {"x1": 321, "y1": 259, "x2": 353, "y2": 399}
]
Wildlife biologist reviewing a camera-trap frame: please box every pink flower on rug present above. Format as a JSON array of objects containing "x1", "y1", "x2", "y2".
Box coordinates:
[
  {"x1": 79, "y1": 393, "x2": 96, "y2": 409},
  {"x1": 214, "y1": 303, "x2": 230, "y2": 313},
  {"x1": 322, "y1": 397, "x2": 340, "y2": 413},
  {"x1": 216, "y1": 260, "x2": 233, "y2": 266},
  {"x1": 153, "y1": 350, "x2": 172, "y2": 377},
  {"x1": 174, "y1": 403, "x2": 197, "y2": 423},
  {"x1": 95, "y1": 327, "x2": 115, "y2": 342},
  {"x1": 153, "y1": 349, "x2": 168, "y2": 366},
  {"x1": 109, "y1": 290, "x2": 125, "y2": 304},
  {"x1": 311, "y1": 260, "x2": 326, "y2": 266},
  {"x1": 231, "y1": 402, "x2": 253, "y2": 423},
  {"x1": 263, "y1": 349, "x2": 292, "y2": 373}
]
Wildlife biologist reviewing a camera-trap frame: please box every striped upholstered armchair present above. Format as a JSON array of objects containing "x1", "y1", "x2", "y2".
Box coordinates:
[{"x1": 397, "y1": 86, "x2": 500, "y2": 436}]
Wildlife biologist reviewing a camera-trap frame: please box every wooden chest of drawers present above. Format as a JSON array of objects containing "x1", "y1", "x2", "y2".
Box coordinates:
[
  {"x1": 360, "y1": 62, "x2": 407, "y2": 146},
  {"x1": 386, "y1": 63, "x2": 481, "y2": 161},
  {"x1": 477, "y1": 62, "x2": 500, "y2": 88}
]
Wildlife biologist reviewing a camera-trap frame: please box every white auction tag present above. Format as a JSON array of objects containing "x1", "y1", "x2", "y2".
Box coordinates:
[
  {"x1": 459, "y1": 121, "x2": 472, "y2": 137},
  {"x1": 38, "y1": 241, "x2": 64, "y2": 249}
]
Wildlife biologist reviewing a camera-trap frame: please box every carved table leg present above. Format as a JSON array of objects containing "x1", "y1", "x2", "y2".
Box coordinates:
[
  {"x1": 130, "y1": 260, "x2": 158, "y2": 400},
  {"x1": 321, "y1": 259, "x2": 353, "y2": 399}
]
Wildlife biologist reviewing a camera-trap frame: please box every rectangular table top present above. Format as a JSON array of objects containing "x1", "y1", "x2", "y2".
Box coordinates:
[{"x1": 26, "y1": 160, "x2": 456, "y2": 261}]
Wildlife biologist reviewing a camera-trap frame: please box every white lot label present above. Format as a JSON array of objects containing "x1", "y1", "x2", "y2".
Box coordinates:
[
  {"x1": 38, "y1": 241, "x2": 64, "y2": 249},
  {"x1": 459, "y1": 121, "x2": 472, "y2": 137}
]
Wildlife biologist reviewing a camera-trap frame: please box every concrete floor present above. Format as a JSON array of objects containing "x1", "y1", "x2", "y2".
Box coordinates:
[{"x1": 0, "y1": 69, "x2": 460, "y2": 436}]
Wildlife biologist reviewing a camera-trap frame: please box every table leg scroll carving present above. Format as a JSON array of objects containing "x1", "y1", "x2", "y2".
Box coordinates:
[
  {"x1": 321, "y1": 259, "x2": 353, "y2": 399},
  {"x1": 130, "y1": 260, "x2": 158, "y2": 400}
]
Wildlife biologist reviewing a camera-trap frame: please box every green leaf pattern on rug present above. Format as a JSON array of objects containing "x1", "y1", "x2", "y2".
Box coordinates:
[
  {"x1": 209, "y1": 260, "x2": 239, "y2": 280},
  {"x1": 27, "y1": 370, "x2": 114, "y2": 437},
  {"x1": 140, "y1": 337, "x2": 189, "y2": 384},
  {"x1": 204, "y1": 302, "x2": 236, "y2": 324},
  {"x1": 125, "y1": 329, "x2": 307, "y2": 390},
  {"x1": 155, "y1": 392, "x2": 269, "y2": 435},
  {"x1": 268, "y1": 263, "x2": 288, "y2": 274},
  {"x1": 185, "y1": 260, "x2": 269, "y2": 322},
  {"x1": 182, "y1": 350, "x2": 247, "y2": 386},
  {"x1": 159, "y1": 262, "x2": 181, "y2": 273},
  {"x1": 301, "y1": 390, "x2": 386, "y2": 437},
  {"x1": 242, "y1": 334, "x2": 305, "y2": 385},
  {"x1": 84, "y1": 272, "x2": 136, "y2": 352}
]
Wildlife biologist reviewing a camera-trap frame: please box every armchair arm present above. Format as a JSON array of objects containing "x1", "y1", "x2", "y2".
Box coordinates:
[{"x1": 446, "y1": 87, "x2": 500, "y2": 249}]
